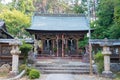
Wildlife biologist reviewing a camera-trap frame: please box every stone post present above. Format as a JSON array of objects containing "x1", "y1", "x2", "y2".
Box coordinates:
[{"x1": 9, "y1": 38, "x2": 21, "y2": 75}]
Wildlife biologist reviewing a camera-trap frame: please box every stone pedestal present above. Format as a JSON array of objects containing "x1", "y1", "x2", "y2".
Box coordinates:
[
  {"x1": 102, "y1": 46, "x2": 113, "y2": 78},
  {"x1": 9, "y1": 38, "x2": 21, "y2": 75}
]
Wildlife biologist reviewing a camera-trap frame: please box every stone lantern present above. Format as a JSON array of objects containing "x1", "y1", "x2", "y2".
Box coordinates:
[
  {"x1": 100, "y1": 38, "x2": 113, "y2": 78},
  {"x1": 9, "y1": 38, "x2": 22, "y2": 75},
  {"x1": 90, "y1": 38, "x2": 120, "y2": 78}
]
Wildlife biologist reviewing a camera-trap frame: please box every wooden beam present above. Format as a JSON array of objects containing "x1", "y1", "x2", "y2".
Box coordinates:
[
  {"x1": 41, "y1": 39, "x2": 44, "y2": 52},
  {"x1": 76, "y1": 39, "x2": 79, "y2": 54},
  {"x1": 56, "y1": 35, "x2": 59, "y2": 57},
  {"x1": 62, "y1": 34, "x2": 64, "y2": 57}
]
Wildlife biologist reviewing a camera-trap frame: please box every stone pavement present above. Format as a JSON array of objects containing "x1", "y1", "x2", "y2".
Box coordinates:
[
  {"x1": 36, "y1": 74, "x2": 112, "y2": 80},
  {"x1": 46, "y1": 74, "x2": 74, "y2": 80}
]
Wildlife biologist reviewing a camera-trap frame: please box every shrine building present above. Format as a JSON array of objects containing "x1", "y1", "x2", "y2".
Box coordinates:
[{"x1": 27, "y1": 13, "x2": 89, "y2": 58}]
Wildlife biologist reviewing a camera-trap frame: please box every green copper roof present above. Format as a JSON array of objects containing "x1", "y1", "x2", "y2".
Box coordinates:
[{"x1": 28, "y1": 14, "x2": 89, "y2": 31}]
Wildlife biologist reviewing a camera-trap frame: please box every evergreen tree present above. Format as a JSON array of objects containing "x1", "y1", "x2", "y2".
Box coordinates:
[{"x1": 92, "y1": 0, "x2": 114, "y2": 39}]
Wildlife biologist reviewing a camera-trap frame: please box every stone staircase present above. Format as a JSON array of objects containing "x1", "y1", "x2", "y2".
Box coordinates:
[{"x1": 35, "y1": 59, "x2": 97, "y2": 74}]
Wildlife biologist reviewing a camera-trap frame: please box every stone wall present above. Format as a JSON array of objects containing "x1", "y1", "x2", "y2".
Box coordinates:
[{"x1": 110, "y1": 63, "x2": 120, "y2": 72}]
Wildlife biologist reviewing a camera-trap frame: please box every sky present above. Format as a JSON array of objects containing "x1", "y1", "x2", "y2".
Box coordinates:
[{"x1": 1, "y1": 0, "x2": 12, "y2": 4}]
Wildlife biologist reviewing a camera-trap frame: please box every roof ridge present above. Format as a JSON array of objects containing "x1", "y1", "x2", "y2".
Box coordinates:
[{"x1": 34, "y1": 13, "x2": 85, "y2": 17}]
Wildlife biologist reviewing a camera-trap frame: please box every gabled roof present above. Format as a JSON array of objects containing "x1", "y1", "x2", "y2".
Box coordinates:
[
  {"x1": 0, "y1": 21, "x2": 7, "y2": 31},
  {"x1": 0, "y1": 39, "x2": 34, "y2": 44},
  {"x1": 27, "y1": 14, "x2": 89, "y2": 32},
  {"x1": 90, "y1": 39, "x2": 120, "y2": 46},
  {"x1": 0, "y1": 21, "x2": 13, "y2": 39}
]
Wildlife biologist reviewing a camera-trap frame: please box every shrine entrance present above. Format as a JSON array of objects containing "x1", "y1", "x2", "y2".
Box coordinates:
[
  {"x1": 68, "y1": 39, "x2": 76, "y2": 55},
  {"x1": 36, "y1": 33, "x2": 82, "y2": 58},
  {"x1": 58, "y1": 39, "x2": 62, "y2": 57},
  {"x1": 57, "y1": 39, "x2": 77, "y2": 57}
]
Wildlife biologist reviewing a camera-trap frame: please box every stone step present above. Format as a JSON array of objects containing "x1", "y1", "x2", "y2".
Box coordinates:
[
  {"x1": 40, "y1": 69, "x2": 91, "y2": 74},
  {"x1": 36, "y1": 64, "x2": 90, "y2": 67},
  {"x1": 38, "y1": 67, "x2": 90, "y2": 70},
  {"x1": 36, "y1": 66, "x2": 95, "y2": 74},
  {"x1": 35, "y1": 61, "x2": 97, "y2": 74}
]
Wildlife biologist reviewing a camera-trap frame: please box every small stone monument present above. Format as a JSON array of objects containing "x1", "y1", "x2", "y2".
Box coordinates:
[
  {"x1": 0, "y1": 64, "x2": 11, "y2": 73},
  {"x1": 9, "y1": 38, "x2": 22, "y2": 75}
]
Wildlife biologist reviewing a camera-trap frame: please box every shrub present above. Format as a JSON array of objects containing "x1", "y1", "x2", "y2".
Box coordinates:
[
  {"x1": 53, "y1": 47, "x2": 57, "y2": 53},
  {"x1": 26, "y1": 67, "x2": 31, "y2": 75},
  {"x1": 94, "y1": 51, "x2": 104, "y2": 74},
  {"x1": 29, "y1": 69, "x2": 40, "y2": 79},
  {"x1": 20, "y1": 41, "x2": 33, "y2": 63},
  {"x1": 19, "y1": 64, "x2": 31, "y2": 75},
  {"x1": 19, "y1": 64, "x2": 27, "y2": 72},
  {"x1": 78, "y1": 36, "x2": 88, "y2": 48},
  {"x1": 94, "y1": 52, "x2": 104, "y2": 62}
]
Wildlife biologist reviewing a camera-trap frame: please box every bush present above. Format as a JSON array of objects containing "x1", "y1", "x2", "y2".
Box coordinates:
[
  {"x1": 19, "y1": 64, "x2": 31, "y2": 75},
  {"x1": 26, "y1": 67, "x2": 31, "y2": 75},
  {"x1": 78, "y1": 36, "x2": 88, "y2": 48},
  {"x1": 53, "y1": 47, "x2": 57, "y2": 53},
  {"x1": 29, "y1": 69, "x2": 40, "y2": 79},
  {"x1": 20, "y1": 41, "x2": 33, "y2": 63},
  {"x1": 94, "y1": 51, "x2": 104, "y2": 74},
  {"x1": 19, "y1": 64, "x2": 27, "y2": 72}
]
